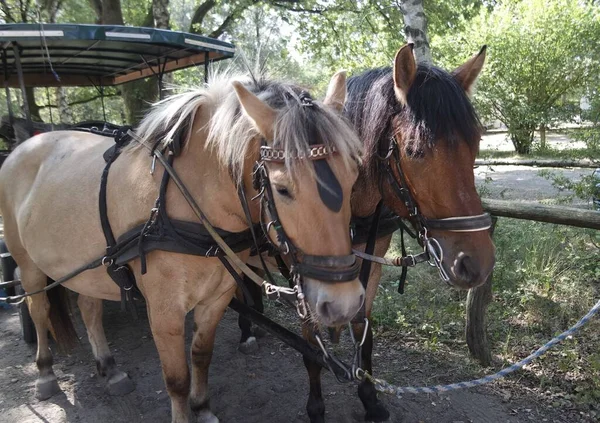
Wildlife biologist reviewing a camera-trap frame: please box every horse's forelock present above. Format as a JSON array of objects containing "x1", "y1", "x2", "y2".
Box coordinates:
[
  {"x1": 207, "y1": 77, "x2": 362, "y2": 183},
  {"x1": 133, "y1": 74, "x2": 363, "y2": 184},
  {"x1": 346, "y1": 65, "x2": 482, "y2": 176}
]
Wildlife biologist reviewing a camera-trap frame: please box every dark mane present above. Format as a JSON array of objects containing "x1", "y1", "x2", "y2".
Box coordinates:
[{"x1": 345, "y1": 65, "x2": 482, "y2": 175}]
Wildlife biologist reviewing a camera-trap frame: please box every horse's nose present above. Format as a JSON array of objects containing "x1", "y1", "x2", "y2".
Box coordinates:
[
  {"x1": 454, "y1": 252, "x2": 481, "y2": 285},
  {"x1": 316, "y1": 287, "x2": 364, "y2": 327}
]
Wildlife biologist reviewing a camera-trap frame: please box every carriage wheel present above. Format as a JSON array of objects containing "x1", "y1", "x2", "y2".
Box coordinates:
[
  {"x1": 0, "y1": 242, "x2": 36, "y2": 344},
  {"x1": 0, "y1": 240, "x2": 16, "y2": 297}
]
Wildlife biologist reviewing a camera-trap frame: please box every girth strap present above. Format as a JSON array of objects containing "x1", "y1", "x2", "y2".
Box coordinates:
[{"x1": 99, "y1": 128, "x2": 138, "y2": 317}]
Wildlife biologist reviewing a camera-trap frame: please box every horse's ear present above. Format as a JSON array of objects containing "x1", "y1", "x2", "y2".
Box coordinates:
[
  {"x1": 393, "y1": 43, "x2": 417, "y2": 105},
  {"x1": 323, "y1": 70, "x2": 347, "y2": 112},
  {"x1": 452, "y1": 45, "x2": 486, "y2": 96},
  {"x1": 232, "y1": 81, "x2": 277, "y2": 140}
]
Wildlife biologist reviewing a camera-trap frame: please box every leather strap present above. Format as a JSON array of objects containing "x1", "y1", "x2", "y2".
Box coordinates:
[{"x1": 423, "y1": 213, "x2": 492, "y2": 232}]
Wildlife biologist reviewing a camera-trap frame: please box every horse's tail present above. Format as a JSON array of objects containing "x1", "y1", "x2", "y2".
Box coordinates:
[{"x1": 47, "y1": 281, "x2": 79, "y2": 353}]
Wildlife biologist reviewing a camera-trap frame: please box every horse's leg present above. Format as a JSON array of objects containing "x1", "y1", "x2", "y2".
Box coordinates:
[
  {"x1": 237, "y1": 274, "x2": 263, "y2": 354},
  {"x1": 147, "y1": 303, "x2": 190, "y2": 423},
  {"x1": 189, "y1": 286, "x2": 235, "y2": 423},
  {"x1": 355, "y1": 234, "x2": 393, "y2": 422},
  {"x1": 77, "y1": 294, "x2": 134, "y2": 395},
  {"x1": 19, "y1": 262, "x2": 62, "y2": 400},
  {"x1": 302, "y1": 327, "x2": 326, "y2": 423},
  {"x1": 353, "y1": 322, "x2": 389, "y2": 421}
]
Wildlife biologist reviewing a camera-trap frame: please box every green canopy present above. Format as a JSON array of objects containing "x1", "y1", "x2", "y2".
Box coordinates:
[{"x1": 0, "y1": 23, "x2": 235, "y2": 87}]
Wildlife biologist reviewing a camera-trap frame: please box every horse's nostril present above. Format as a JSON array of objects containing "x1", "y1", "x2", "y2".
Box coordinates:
[
  {"x1": 317, "y1": 301, "x2": 333, "y2": 323},
  {"x1": 456, "y1": 254, "x2": 479, "y2": 282}
]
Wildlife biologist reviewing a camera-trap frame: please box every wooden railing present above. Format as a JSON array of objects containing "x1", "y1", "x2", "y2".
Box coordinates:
[{"x1": 466, "y1": 199, "x2": 599, "y2": 366}]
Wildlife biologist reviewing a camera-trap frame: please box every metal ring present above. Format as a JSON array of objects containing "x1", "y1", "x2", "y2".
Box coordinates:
[
  {"x1": 101, "y1": 257, "x2": 114, "y2": 267},
  {"x1": 359, "y1": 318, "x2": 369, "y2": 347}
]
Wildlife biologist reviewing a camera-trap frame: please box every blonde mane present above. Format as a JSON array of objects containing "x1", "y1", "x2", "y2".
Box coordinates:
[{"x1": 134, "y1": 72, "x2": 363, "y2": 182}]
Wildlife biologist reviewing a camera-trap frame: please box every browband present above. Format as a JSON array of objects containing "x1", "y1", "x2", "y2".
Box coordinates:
[{"x1": 260, "y1": 144, "x2": 337, "y2": 162}]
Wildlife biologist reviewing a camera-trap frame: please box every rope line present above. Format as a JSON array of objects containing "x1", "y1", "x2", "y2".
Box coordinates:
[{"x1": 365, "y1": 298, "x2": 600, "y2": 396}]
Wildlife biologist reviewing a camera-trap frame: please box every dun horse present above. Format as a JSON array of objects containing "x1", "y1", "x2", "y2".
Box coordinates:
[
  {"x1": 240, "y1": 44, "x2": 496, "y2": 422},
  {"x1": 0, "y1": 73, "x2": 365, "y2": 422}
]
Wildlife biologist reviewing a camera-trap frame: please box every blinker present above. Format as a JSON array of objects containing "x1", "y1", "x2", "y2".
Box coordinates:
[{"x1": 314, "y1": 159, "x2": 343, "y2": 213}]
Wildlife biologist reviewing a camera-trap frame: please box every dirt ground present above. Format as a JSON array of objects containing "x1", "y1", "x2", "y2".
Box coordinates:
[
  {"x1": 0, "y1": 300, "x2": 593, "y2": 423},
  {"x1": 0, "y1": 131, "x2": 597, "y2": 423}
]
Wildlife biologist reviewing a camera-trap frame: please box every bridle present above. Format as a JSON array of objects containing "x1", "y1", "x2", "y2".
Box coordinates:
[
  {"x1": 378, "y1": 136, "x2": 492, "y2": 283},
  {"x1": 238, "y1": 140, "x2": 360, "y2": 318}
]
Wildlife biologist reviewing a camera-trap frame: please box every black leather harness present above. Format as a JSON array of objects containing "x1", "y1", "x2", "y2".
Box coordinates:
[{"x1": 93, "y1": 126, "x2": 257, "y2": 313}]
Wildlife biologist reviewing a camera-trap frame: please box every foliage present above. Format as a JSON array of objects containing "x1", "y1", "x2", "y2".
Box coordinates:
[
  {"x1": 538, "y1": 167, "x2": 600, "y2": 206},
  {"x1": 268, "y1": 0, "x2": 483, "y2": 73},
  {"x1": 435, "y1": 0, "x2": 600, "y2": 155}
]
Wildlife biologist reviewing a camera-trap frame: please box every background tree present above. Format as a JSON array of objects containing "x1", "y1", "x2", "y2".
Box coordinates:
[{"x1": 436, "y1": 0, "x2": 600, "y2": 154}]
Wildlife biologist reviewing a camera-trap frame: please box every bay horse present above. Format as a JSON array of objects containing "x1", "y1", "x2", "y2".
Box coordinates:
[
  {"x1": 0, "y1": 72, "x2": 366, "y2": 423},
  {"x1": 240, "y1": 44, "x2": 495, "y2": 422}
]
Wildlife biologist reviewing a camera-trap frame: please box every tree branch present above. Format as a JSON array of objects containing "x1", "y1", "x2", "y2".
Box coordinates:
[
  {"x1": 0, "y1": 0, "x2": 16, "y2": 22},
  {"x1": 189, "y1": 0, "x2": 216, "y2": 34},
  {"x1": 208, "y1": 1, "x2": 259, "y2": 39},
  {"x1": 39, "y1": 92, "x2": 121, "y2": 109}
]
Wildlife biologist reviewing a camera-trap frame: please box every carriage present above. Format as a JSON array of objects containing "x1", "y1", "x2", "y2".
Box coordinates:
[{"x1": 0, "y1": 22, "x2": 235, "y2": 342}]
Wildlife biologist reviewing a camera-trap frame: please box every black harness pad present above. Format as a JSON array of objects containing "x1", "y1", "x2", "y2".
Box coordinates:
[{"x1": 314, "y1": 159, "x2": 343, "y2": 212}]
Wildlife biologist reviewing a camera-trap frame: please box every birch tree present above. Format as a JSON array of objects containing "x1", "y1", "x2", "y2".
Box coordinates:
[{"x1": 398, "y1": 0, "x2": 431, "y2": 64}]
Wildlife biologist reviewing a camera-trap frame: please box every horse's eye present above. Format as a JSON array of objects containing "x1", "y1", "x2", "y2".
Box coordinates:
[{"x1": 275, "y1": 185, "x2": 292, "y2": 199}]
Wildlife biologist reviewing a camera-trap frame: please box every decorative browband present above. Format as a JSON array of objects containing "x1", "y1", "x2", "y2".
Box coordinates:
[{"x1": 260, "y1": 144, "x2": 337, "y2": 162}]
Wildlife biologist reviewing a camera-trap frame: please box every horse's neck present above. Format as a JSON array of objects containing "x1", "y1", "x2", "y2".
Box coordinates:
[
  {"x1": 351, "y1": 167, "x2": 382, "y2": 218},
  {"x1": 162, "y1": 119, "x2": 256, "y2": 233}
]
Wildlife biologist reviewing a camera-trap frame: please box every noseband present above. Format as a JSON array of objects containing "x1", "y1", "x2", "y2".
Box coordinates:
[
  {"x1": 379, "y1": 137, "x2": 492, "y2": 282},
  {"x1": 238, "y1": 140, "x2": 360, "y2": 316}
]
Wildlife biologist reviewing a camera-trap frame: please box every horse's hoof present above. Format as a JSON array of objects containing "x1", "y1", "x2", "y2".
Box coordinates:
[
  {"x1": 252, "y1": 326, "x2": 268, "y2": 338},
  {"x1": 106, "y1": 371, "x2": 135, "y2": 396},
  {"x1": 238, "y1": 336, "x2": 258, "y2": 354},
  {"x1": 197, "y1": 409, "x2": 219, "y2": 423},
  {"x1": 35, "y1": 376, "x2": 61, "y2": 400},
  {"x1": 365, "y1": 402, "x2": 391, "y2": 422}
]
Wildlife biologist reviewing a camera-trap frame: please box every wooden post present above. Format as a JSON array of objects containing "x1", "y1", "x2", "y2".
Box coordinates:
[{"x1": 465, "y1": 216, "x2": 497, "y2": 366}]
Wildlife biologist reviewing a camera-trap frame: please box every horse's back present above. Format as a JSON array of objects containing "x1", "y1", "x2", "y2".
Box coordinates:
[{"x1": 0, "y1": 131, "x2": 114, "y2": 277}]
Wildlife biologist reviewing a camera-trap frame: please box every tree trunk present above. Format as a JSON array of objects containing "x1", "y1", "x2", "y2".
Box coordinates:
[
  {"x1": 101, "y1": 0, "x2": 125, "y2": 25},
  {"x1": 398, "y1": 0, "x2": 432, "y2": 65},
  {"x1": 153, "y1": 0, "x2": 170, "y2": 28},
  {"x1": 24, "y1": 87, "x2": 42, "y2": 122},
  {"x1": 153, "y1": 0, "x2": 172, "y2": 98},
  {"x1": 56, "y1": 87, "x2": 74, "y2": 124},
  {"x1": 510, "y1": 125, "x2": 535, "y2": 154},
  {"x1": 539, "y1": 124, "x2": 546, "y2": 149}
]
